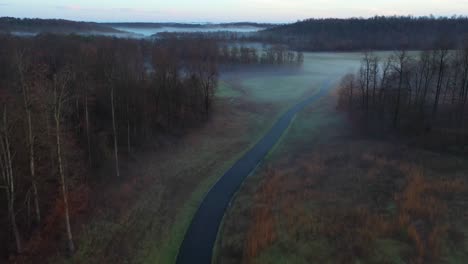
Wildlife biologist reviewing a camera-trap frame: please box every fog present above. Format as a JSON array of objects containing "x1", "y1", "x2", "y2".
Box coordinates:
[
  {"x1": 219, "y1": 52, "x2": 370, "y2": 106},
  {"x1": 8, "y1": 25, "x2": 265, "y2": 39},
  {"x1": 112, "y1": 25, "x2": 265, "y2": 37}
]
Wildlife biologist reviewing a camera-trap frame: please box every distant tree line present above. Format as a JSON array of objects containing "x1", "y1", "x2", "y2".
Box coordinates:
[
  {"x1": 156, "y1": 33, "x2": 304, "y2": 65},
  {"x1": 218, "y1": 44, "x2": 304, "y2": 65},
  {"x1": 0, "y1": 17, "x2": 119, "y2": 34},
  {"x1": 337, "y1": 46, "x2": 468, "y2": 150},
  {"x1": 0, "y1": 34, "x2": 219, "y2": 257},
  {"x1": 155, "y1": 31, "x2": 257, "y2": 41},
  {"x1": 105, "y1": 22, "x2": 274, "y2": 29},
  {"x1": 258, "y1": 16, "x2": 468, "y2": 51}
]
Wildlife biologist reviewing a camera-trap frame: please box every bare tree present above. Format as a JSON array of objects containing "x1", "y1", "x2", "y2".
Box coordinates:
[
  {"x1": 193, "y1": 61, "x2": 218, "y2": 116},
  {"x1": 52, "y1": 68, "x2": 75, "y2": 254},
  {"x1": 359, "y1": 52, "x2": 371, "y2": 117},
  {"x1": 126, "y1": 101, "x2": 131, "y2": 155},
  {"x1": 378, "y1": 57, "x2": 392, "y2": 114},
  {"x1": 84, "y1": 87, "x2": 92, "y2": 166},
  {"x1": 0, "y1": 105, "x2": 22, "y2": 254},
  {"x1": 392, "y1": 50, "x2": 410, "y2": 128},
  {"x1": 110, "y1": 77, "x2": 120, "y2": 178},
  {"x1": 15, "y1": 51, "x2": 41, "y2": 224},
  {"x1": 370, "y1": 54, "x2": 380, "y2": 111},
  {"x1": 418, "y1": 51, "x2": 436, "y2": 117},
  {"x1": 457, "y1": 47, "x2": 468, "y2": 125},
  {"x1": 431, "y1": 48, "x2": 449, "y2": 120},
  {"x1": 337, "y1": 74, "x2": 355, "y2": 111}
]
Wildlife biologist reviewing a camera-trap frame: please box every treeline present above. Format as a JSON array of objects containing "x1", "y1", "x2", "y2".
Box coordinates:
[
  {"x1": 337, "y1": 47, "x2": 468, "y2": 148},
  {"x1": 155, "y1": 31, "x2": 260, "y2": 44},
  {"x1": 0, "y1": 34, "x2": 219, "y2": 257},
  {"x1": 259, "y1": 16, "x2": 468, "y2": 51},
  {"x1": 218, "y1": 44, "x2": 304, "y2": 65},
  {"x1": 106, "y1": 22, "x2": 273, "y2": 29},
  {"x1": 155, "y1": 33, "x2": 304, "y2": 65},
  {"x1": 0, "y1": 17, "x2": 120, "y2": 34}
]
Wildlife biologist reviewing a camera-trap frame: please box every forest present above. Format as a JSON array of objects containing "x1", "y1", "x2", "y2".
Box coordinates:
[
  {"x1": 0, "y1": 33, "x2": 303, "y2": 259},
  {"x1": 0, "y1": 34, "x2": 221, "y2": 257},
  {"x1": 259, "y1": 16, "x2": 468, "y2": 51},
  {"x1": 0, "y1": 17, "x2": 120, "y2": 34},
  {"x1": 337, "y1": 47, "x2": 468, "y2": 152}
]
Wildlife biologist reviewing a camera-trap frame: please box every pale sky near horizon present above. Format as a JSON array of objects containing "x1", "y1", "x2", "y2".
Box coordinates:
[{"x1": 1, "y1": 0, "x2": 468, "y2": 23}]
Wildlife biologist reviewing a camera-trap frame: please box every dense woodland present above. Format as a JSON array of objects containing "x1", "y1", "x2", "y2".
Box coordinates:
[
  {"x1": 0, "y1": 34, "x2": 222, "y2": 258},
  {"x1": 259, "y1": 16, "x2": 468, "y2": 51},
  {"x1": 0, "y1": 33, "x2": 302, "y2": 259},
  {"x1": 338, "y1": 46, "x2": 468, "y2": 151},
  {"x1": 0, "y1": 17, "x2": 120, "y2": 34}
]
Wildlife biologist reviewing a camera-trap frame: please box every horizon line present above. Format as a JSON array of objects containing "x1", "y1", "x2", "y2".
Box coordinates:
[{"x1": 2, "y1": 14, "x2": 468, "y2": 24}]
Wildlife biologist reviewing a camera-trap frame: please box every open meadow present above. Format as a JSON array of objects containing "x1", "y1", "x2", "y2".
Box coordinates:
[{"x1": 215, "y1": 52, "x2": 468, "y2": 264}]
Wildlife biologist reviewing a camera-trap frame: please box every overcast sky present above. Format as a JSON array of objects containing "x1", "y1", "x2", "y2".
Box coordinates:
[{"x1": 1, "y1": 0, "x2": 468, "y2": 23}]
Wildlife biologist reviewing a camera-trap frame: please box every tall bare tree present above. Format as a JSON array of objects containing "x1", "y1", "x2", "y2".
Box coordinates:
[
  {"x1": 0, "y1": 105, "x2": 22, "y2": 254},
  {"x1": 15, "y1": 51, "x2": 41, "y2": 224},
  {"x1": 418, "y1": 51, "x2": 436, "y2": 117},
  {"x1": 392, "y1": 50, "x2": 410, "y2": 128},
  {"x1": 432, "y1": 48, "x2": 449, "y2": 120},
  {"x1": 52, "y1": 68, "x2": 75, "y2": 254},
  {"x1": 457, "y1": 47, "x2": 468, "y2": 125},
  {"x1": 110, "y1": 75, "x2": 120, "y2": 178}
]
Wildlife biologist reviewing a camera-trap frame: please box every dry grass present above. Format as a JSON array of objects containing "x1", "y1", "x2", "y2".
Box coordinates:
[
  {"x1": 243, "y1": 169, "x2": 279, "y2": 262},
  {"x1": 217, "y1": 140, "x2": 468, "y2": 264},
  {"x1": 396, "y1": 167, "x2": 467, "y2": 263}
]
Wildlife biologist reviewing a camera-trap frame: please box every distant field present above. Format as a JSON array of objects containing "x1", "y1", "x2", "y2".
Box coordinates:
[
  {"x1": 221, "y1": 52, "x2": 366, "y2": 105},
  {"x1": 215, "y1": 52, "x2": 468, "y2": 264}
]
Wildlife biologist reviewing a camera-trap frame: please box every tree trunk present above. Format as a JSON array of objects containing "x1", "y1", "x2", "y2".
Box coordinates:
[
  {"x1": 1, "y1": 107, "x2": 22, "y2": 254},
  {"x1": 18, "y1": 57, "x2": 41, "y2": 224},
  {"x1": 9, "y1": 200, "x2": 22, "y2": 254},
  {"x1": 432, "y1": 51, "x2": 447, "y2": 120},
  {"x1": 45, "y1": 112, "x2": 55, "y2": 170},
  {"x1": 54, "y1": 74, "x2": 75, "y2": 255},
  {"x1": 27, "y1": 111, "x2": 41, "y2": 223},
  {"x1": 126, "y1": 102, "x2": 131, "y2": 155},
  {"x1": 111, "y1": 87, "x2": 120, "y2": 177},
  {"x1": 394, "y1": 72, "x2": 403, "y2": 128},
  {"x1": 349, "y1": 81, "x2": 353, "y2": 112},
  {"x1": 85, "y1": 93, "x2": 92, "y2": 166},
  {"x1": 55, "y1": 111, "x2": 75, "y2": 254},
  {"x1": 458, "y1": 62, "x2": 468, "y2": 126}
]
